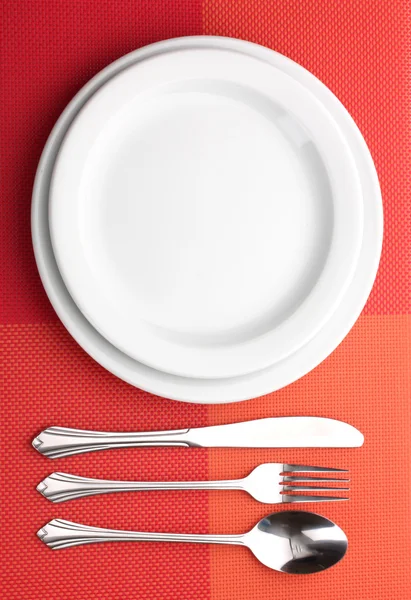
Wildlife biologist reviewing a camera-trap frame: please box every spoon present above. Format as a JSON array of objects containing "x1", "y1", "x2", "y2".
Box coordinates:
[{"x1": 38, "y1": 511, "x2": 347, "y2": 574}]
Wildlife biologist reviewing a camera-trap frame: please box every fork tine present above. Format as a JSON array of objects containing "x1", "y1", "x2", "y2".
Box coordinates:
[
  {"x1": 282, "y1": 494, "x2": 349, "y2": 503},
  {"x1": 283, "y1": 464, "x2": 348, "y2": 472},
  {"x1": 282, "y1": 475, "x2": 350, "y2": 482},
  {"x1": 282, "y1": 485, "x2": 349, "y2": 492}
]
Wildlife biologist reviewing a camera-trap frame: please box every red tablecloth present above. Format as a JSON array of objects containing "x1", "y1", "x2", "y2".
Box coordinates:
[{"x1": 2, "y1": 1, "x2": 410, "y2": 599}]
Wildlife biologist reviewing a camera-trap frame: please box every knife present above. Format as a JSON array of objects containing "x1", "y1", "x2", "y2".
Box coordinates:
[{"x1": 32, "y1": 417, "x2": 364, "y2": 458}]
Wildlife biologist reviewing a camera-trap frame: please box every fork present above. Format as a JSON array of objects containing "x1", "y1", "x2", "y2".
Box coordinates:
[{"x1": 37, "y1": 464, "x2": 349, "y2": 504}]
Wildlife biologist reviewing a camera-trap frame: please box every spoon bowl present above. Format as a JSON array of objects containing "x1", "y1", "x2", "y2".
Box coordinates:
[{"x1": 245, "y1": 511, "x2": 348, "y2": 574}]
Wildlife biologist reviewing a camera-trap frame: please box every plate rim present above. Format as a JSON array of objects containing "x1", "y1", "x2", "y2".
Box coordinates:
[{"x1": 31, "y1": 35, "x2": 383, "y2": 403}]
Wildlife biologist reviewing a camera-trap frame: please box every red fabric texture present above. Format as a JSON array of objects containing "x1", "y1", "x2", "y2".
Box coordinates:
[
  {"x1": 1, "y1": 0, "x2": 203, "y2": 324},
  {"x1": 2, "y1": 323, "x2": 210, "y2": 600},
  {"x1": 203, "y1": 0, "x2": 411, "y2": 316},
  {"x1": 1, "y1": 1, "x2": 411, "y2": 599}
]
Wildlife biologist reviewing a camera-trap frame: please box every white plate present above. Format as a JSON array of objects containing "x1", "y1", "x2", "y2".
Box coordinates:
[
  {"x1": 50, "y1": 48, "x2": 363, "y2": 379},
  {"x1": 32, "y1": 36, "x2": 382, "y2": 403}
]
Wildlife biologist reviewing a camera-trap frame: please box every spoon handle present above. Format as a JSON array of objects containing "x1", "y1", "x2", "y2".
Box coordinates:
[
  {"x1": 37, "y1": 519, "x2": 245, "y2": 550},
  {"x1": 32, "y1": 426, "x2": 191, "y2": 458},
  {"x1": 38, "y1": 472, "x2": 241, "y2": 503}
]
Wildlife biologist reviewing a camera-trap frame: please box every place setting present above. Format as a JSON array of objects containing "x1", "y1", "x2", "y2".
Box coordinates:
[
  {"x1": 34, "y1": 417, "x2": 361, "y2": 573},
  {"x1": 31, "y1": 36, "x2": 382, "y2": 575}
]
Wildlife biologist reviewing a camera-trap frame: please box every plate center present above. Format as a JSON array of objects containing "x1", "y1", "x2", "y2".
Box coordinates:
[{"x1": 81, "y1": 87, "x2": 332, "y2": 344}]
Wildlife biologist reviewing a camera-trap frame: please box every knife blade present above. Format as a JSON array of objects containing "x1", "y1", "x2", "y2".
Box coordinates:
[{"x1": 188, "y1": 417, "x2": 364, "y2": 447}]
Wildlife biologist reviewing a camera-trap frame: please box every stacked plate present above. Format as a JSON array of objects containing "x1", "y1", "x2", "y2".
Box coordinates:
[{"x1": 32, "y1": 36, "x2": 383, "y2": 403}]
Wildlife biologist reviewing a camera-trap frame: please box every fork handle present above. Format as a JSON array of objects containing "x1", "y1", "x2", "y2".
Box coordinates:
[
  {"x1": 32, "y1": 426, "x2": 191, "y2": 458},
  {"x1": 38, "y1": 472, "x2": 240, "y2": 503},
  {"x1": 38, "y1": 519, "x2": 245, "y2": 550}
]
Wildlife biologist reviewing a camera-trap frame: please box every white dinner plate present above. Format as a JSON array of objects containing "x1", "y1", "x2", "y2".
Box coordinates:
[
  {"x1": 49, "y1": 47, "x2": 363, "y2": 379},
  {"x1": 32, "y1": 36, "x2": 382, "y2": 403}
]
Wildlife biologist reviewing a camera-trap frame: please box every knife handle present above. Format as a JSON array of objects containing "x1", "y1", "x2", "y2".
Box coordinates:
[{"x1": 32, "y1": 426, "x2": 192, "y2": 458}]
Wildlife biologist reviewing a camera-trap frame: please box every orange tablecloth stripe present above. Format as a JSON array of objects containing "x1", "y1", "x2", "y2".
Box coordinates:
[{"x1": 207, "y1": 315, "x2": 411, "y2": 599}]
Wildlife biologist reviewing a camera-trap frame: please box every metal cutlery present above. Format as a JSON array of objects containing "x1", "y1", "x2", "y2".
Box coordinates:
[
  {"x1": 37, "y1": 464, "x2": 349, "y2": 503},
  {"x1": 32, "y1": 417, "x2": 364, "y2": 458},
  {"x1": 37, "y1": 511, "x2": 347, "y2": 573}
]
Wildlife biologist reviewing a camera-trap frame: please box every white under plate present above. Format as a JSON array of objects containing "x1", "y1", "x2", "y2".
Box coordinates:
[
  {"x1": 49, "y1": 47, "x2": 363, "y2": 379},
  {"x1": 32, "y1": 36, "x2": 382, "y2": 403}
]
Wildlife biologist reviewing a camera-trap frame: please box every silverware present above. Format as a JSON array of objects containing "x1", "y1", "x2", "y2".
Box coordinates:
[
  {"x1": 32, "y1": 417, "x2": 364, "y2": 458},
  {"x1": 37, "y1": 464, "x2": 349, "y2": 503},
  {"x1": 37, "y1": 511, "x2": 347, "y2": 573}
]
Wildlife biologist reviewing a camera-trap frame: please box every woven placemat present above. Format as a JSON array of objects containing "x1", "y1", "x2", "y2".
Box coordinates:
[{"x1": 1, "y1": 1, "x2": 410, "y2": 598}]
